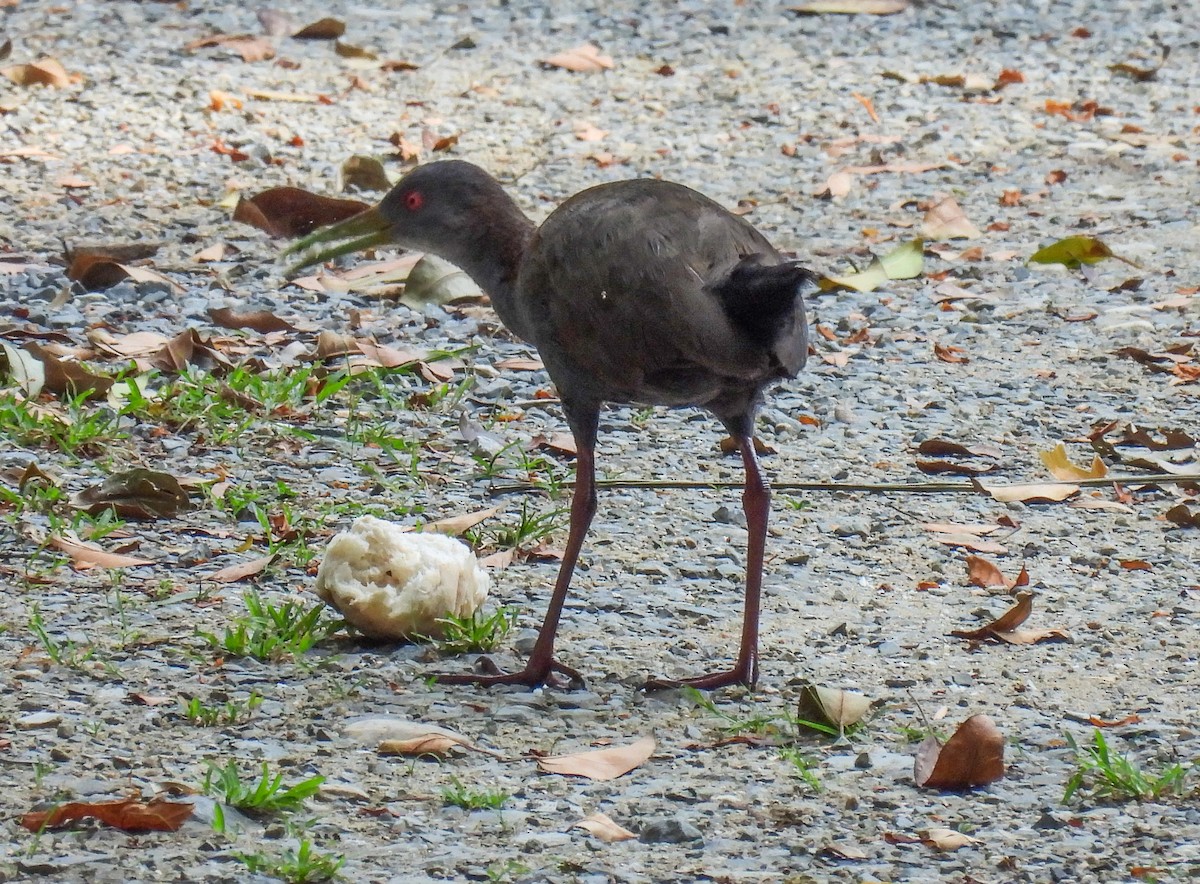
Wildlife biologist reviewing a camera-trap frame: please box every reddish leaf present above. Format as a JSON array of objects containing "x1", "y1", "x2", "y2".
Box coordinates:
[
  {"x1": 933, "y1": 342, "x2": 969, "y2": 363},
  {"x1": 21, "y1": 797, "x2": 194, "y2": 832},
  {"x1": 208, "y1": 307, "x2": 295, "y2": 334},
  {"x1": 234, "y1": 187, "x2": 369, "y2": 238},
  {"x1": 914, "y1": 714, "x2": 1005, "y2": 790},
  {"x1": 292, "y1": 17, "x2": 345, "y2": 39}
]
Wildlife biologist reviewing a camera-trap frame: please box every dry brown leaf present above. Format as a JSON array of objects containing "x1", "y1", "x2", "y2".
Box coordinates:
[
  {"x1": 916, "y1": 460, "x2": 995, "y2": 476},
  {"x1": 87, "y1": 330, "x2": 171, "y2": 359},
  {"x1": 424, "y1": 506, "x2": 501, "y2": 536},
  {"x1": 1039, "y1": 443, "x2": 1107, "y2": 481},
  {"x1": 50, "y1": 534, "x2": 153, "y2": 569},
  {"x1": 797, "y1": 684, "x2": 871, "y2": 731},
  {"x1": 11, "y1": 343, "x2": 113, "y2": 399},
  {"x1": 573, "y1": 122, "x2": 608, "y2": 142},
  {"x1": 920, "y1": 523, "x2": 999, "y2": 536},
  {"x1": 531, "y1": 432, "x2": 578, "y2": 457},
  {"x1": 3, "y1": 57, "x2": 75, "y2": 88},
  {"x1": 208, "y1": 306, "x2": 295, "y2": 334},
  {"x1": 932, "y1": 535, "x2": 1007, "y2": 554},
  {"x1": 353, "y1": 340, "x2": 425, "y2": 369},
  {"x1": 378, "y1": 735, "x2": 460, "y2": 758},
  {"x1": 965, "y1": 555, "x2": 1007, "y2": 588},
  {"x1": 211, "y1": 554, "x2": 275, "y2": 583},
  {"x1": 293, "y1": 17, "x2": 345, "y2": 39},
  {"x1": 914, "y1": 714, "x2": 1004, "y2": 790},
  {"x1": 574, "y1": 812, "x2": 637, "y2": 843},
  {"x1": 71, "y1": 469, "x2": 191, "y2": 520},
  {"x1": 20, "y1": 797, "x2": 194, "y2": 833},
  {"x1": 541, "y1": 43, "x2": 614, "y2": 73},
  {"x1": 985, "y1": 482, "x2": 1079, "y2": 503},
  {"x1": 933, "y1": 342, "x2": 969, "y2": 363},
  {"x1": 922, "y1": 827, "x2": 982, "y2": 850},
  {"x1": 494, "y1": 356, "x2": 544, "y2": 371},
  {"x1": 234, "y1": 187, "x2": 369, "y2": 238},
  {"x1": 916, "y1": 439, "x2": 1002, "y2": 459},
  {"x1": 815, "y1": 171, "x2": 854, "y2": 199},
  {"x1": 537, "y1": 735, "x2": 654, "y2": 780},
  {"x1": 952, "y1": 590, "x2": 1069, "y2": 645},
  {"x1": 921, "y1": 196, "x2": 981, "y2": 240},
  {"x1": 151, "y1": 329, "x2": 233, "y2": 375},
  {"x1": 185, "y1": 34, "x2": 276, "y2": 63},
  {"x1": 192, "y1": 243, "x2": 229, "y2": 262}
]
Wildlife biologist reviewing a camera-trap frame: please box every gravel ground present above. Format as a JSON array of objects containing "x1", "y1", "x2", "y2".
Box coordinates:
[{"x1": 2, "y1": 1, "x2": 1199, "y2": 882}]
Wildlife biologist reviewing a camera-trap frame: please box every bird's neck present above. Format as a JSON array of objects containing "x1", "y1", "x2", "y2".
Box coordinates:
[{"x1": 445, "y1": 198, "x2": 536, "y2": 340}]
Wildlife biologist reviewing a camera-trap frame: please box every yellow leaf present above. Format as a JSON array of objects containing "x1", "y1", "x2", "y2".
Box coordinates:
[{"x1": 1038, "y1": 443, "x2": 1107, "y2": 480}]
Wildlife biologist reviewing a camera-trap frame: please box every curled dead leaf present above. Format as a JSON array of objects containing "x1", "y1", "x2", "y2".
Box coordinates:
[
  {"x1": 951, "y1": 590, "x2": 1069, "y2": 645},
  {"x1": 921, "y1": 196, "x2": 981, "y2": 240},
  {"x1": 21, "y1": 797, "x2": 194, "y2": 833},
  {"x1": 1039, "y1": 443, "x2": 1107, "y2": 481},
  {"x1": 797, "y1": 684, "x2": 871, "y2": 734},
  {"x1": 234, "y1": 187, "x2": 369, "y2": 239},
  {"x1": 574, "y1": 812, "x2": 637, "y2": 843},
  {"x1": 541, "y1": 43, "x2": 614, "y2": 73},
  {"x1": 537, "y1": 736, "x2": 654, "y2": 780},
  {"x1": 914, "y1": 714, "x2": 1004, "y2": 790}
]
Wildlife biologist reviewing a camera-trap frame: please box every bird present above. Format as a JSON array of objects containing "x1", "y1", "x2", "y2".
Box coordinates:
[{"x1": 285, "y1": 160, "x2": 816, "y2": 691}]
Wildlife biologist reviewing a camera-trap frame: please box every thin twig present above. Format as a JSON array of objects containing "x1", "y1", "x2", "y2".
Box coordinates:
[{"x1": 488, "y1": 473, "x2": 1200, "y2": 496}]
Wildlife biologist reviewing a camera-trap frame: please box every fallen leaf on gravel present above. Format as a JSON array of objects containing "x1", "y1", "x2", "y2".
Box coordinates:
[
  {"x1": 531, "y1": 432, "x2": 578, "y2": 456},
  {"x1": 185, "y1": 34, "x2": 275, "y2": 63},
  {"x1": 932, "y1": 534, "x2": 1006, "y2": 554},
  {"x1": 378, "y1": 735, "x2": 461, "y2": 758},
  {"x1": 914, "y1": 713, "x2": 1004, "y2": 790},
  {"x1": 208, "y1": 306, "x2": 295, "y2": 334},
  {"x1": 574, "y1": 812, "x2": 637, "y2": 843},
  {"x1": 933, "y1": 342, "x2": 969, "y2": 364},
  {"x1": 211, "y1": 554, "x2": 275, "y2": 583},
  {"x1": 1029, "y1": 235, "x2": 1137, "y2": 269},
  {"x1": 920, "y1": 523, "x2": 999, "y2": 536},
  {"x1": 66, "y1": 254, "x2": 179, "y2": 293},
  {"x1": 87, "y1": 330, "x2": 171, "y2": 359},
  {"x1": 952, "y1": 591, "x2": 1069, "y2": 644},
  {"x1": 797, "y1": 684, "x2": 871, "y2": 735},
  {"x1": 403, "y1": 254, "x2": 484, "y2": 307},
  {"x1": 790, "y1": 0, "x2": 908, "y2": 13},
  {"x1": 1088, "y1": 713, "x2": 1141, "y2": 728},
  {"x1": 21, "y1": 798, "x2": 193, "y2": 833},
  {"x1": 151, "y1": 329, "x2": 233, "y2": 374},
  {"x1": 345, "y1": 717, "x2": 504, "y2": 758},
  {"x1": 50, "y1": 534, "x2": 153, "y2": 569},
  {"x1": 341, "y1": 155, "x2": 391, "y2": 192},
  {"x1": 984, "y1": 482, "x2": 1079, "y2": 503},
  {"x1": 192, "y1": 243, "x2": 232, "y2": 262},
  {"x1": 423, "y1": 506, "x2": 500, "y2": 536},
  {"x1": 4, "y1": 343, "x2": 112, "y2": 399},
  {"x1": 815, "y1": 170, "x2": 854, "y2": 199},
  {"x1": 293, "y1": 17, "x2": 345, "y2": 39},
  {"x1": 234, "y1": 187, "x2": 369, "y2": 238},
  {"x1": 537, "y1": 736, "x2": 654, "y2": 780},
  {"x1": 494, "y1": 357, "x2": 544, "y2": 371},
  {"x1": 916, "y1": 459, "x2": 993, "y2": 476},
  {"x1": 922, "y1": 827, "x2": 982, "y2": 850},
  {"x1": 822, "y1": 239, "x2": 923, "y2": 292},
  {"x1": 921, "y1": 197, "x2": 980, "y2": 240},
  {"x1": 72, "y1": 469, "x2": 191, "y2": 519},
  {"x1": 541, "y1": 43, "x2": 614, "y2": 73},
  {"x1": 0, "y1": 342, "x2": 46, "y2": 396},
  {"x1": 1039, "y1": 443, "x2": 1107, "y2": 480},
  {"x1": 965, "y1": 555, "x2": 1027, "y2": 589},
  {"x1": 335, "y1": 41, "x2": 378, "y2": 61},
  {"x1": 3, "y1": 57, "x2": 75, "y2": 87},
  {"x1": 1164, "y1": 503, "x2": 1200, "y2": 528},
  {"x1": 819, "y1": 842, "x2": 868, "y2": 860},
  {"x1": 353, "y1": 340, "x2": 424, "y2": 369},
  {"x1": 916, "y1": 439, "x2": 1002, "y2": 459}
]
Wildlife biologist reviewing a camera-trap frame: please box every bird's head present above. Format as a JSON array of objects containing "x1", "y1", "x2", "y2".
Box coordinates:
[{"x1": 282, "y1": 160, "x2": 518, "y2": 275}]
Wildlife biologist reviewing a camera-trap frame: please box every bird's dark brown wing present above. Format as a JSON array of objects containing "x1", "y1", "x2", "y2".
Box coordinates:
[{"x1": 514, "y1": 179, "x2": 786, "y2": 410}]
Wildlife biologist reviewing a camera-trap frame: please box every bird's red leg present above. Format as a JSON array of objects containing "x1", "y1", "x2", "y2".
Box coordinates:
[
  {"x1": 433, "y1": 407, "x2": 598, "y2": 689},
  {"x1": 645, "y1": 434, "x2": 767, "y2": 691}
]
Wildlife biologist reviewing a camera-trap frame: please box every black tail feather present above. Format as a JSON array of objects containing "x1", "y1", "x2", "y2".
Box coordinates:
[{"x1": 713, "y1": 258, "x2": 817, "y2": 347}]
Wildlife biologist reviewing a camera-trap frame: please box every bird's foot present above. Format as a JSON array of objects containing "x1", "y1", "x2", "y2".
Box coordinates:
[
  {"x1": 643, "y1": 660, "x2": 757, "y2": 692},
  {"x1": 432, "y1": 655, "x2": 585, "y2": 690}
]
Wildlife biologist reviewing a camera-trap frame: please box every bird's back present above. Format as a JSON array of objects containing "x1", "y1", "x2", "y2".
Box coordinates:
[{"x1": 513, "y1": 178, "x2": 807, "y2": 419}]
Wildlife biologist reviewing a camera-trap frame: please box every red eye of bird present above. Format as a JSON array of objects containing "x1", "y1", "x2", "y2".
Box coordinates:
[{"x1": 405, "y1": 190, "x2": 424, "y2": 211}]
